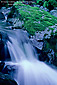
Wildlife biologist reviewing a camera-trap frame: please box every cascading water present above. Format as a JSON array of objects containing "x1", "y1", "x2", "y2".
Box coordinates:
[{"x1": 6, "y1": 29, "x2": 57, "y2": 85}]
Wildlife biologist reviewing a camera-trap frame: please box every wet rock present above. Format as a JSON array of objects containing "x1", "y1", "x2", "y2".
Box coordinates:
[
  {"x1": 7, "y1": 6, "x2": 18, "y2": 19},
  {"x1": 0, "y1": 43, "x2": 11, "y2": 61},
  {"x1": 0, "y1": 33, "x2": 11, "y2": 61},
  {"x1": 2, "y1": 7, "x2": 11, "y2": 20},
  {"x1": 35, "y1": 47, "x2": 49, "y2": 62},
  {"x1": 2, "y1": 65, "x2": 18, "y2": 80},
  {"x1": 35, "y1": 32, "x2": 44, "y2": 41},
  {"x1": 7, "y1": 6, "x2": 23, "y2": 29},
  {"x1": 2, "y1": 65, "x2": 18, "y2": 75},
  {"x1": 0, "y1": 61, "x2": 5, "y2": 72},
  {"x1": 54, "y1": 7, "x2": 57, "y2": 10},
  {"x1": 13, "y1": 19, "x2": 24, "y2": 29},
  {"x1": 0, "y1": 72, "x2": 17, "y2": 85},
  {"x1": 30, "y1": 38, "x2": 43, "y2": 50},
  {"x1": 29, "y1": 27, "x2": 57, "y2": 64},
  {"x1": 43, "y1": 7, "x2": 49, "y2": 12},
  {"x1": 47, "y1": 49, "x2": 56, "y2": 64},
  {"x1": 50, "y1": 10, "x2": 57, "y2": 17},
  {"x1": 53, "y1": 56, "x2": 57, "y2": 66},
  {"x1": 7, "y1": 18, "x2": 24, "y2": 29},
  {"x1": 0, "y1": 12, "x2": 5, "y2": 20},
  {"x1": 30, "y1": 28, "x2": 52, "y2": 50},
  {"x1": 5, "y1": 26, "x2": 12, "y2": 30},
  {"x1": 40, "y1": 6, "x2": 43, "y2": 9},
  {"x1": 35, "y1": 45, "x2": 56, "y2": 63}
]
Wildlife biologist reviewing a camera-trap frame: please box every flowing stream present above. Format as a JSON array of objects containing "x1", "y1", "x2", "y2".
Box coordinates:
[{"x1": 0, "y1": 15, "x2": 57, "y2": 85}]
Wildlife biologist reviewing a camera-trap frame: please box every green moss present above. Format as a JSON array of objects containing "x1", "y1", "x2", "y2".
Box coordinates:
[{"x1": 13, "y1": 1, "x2": 57, "y2": 35}]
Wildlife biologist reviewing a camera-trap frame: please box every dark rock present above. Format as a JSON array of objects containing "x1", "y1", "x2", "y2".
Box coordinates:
[
  {"x1": 34, "y1": 47, "x2": 49, "y2": 62},
  {"x1": 7, "y1": 18, "x2": 24, "y2": 29},
  {"x1": 0, "y1": 72, "x2": 17, "y2": 85},
  {"x1": 0, "y1": 33, "x2": 11, "y2": 61},
  {"x1": 7, "y1": 6, "x2": 18, "y2": 19},
  {"x1": 53, "y1": 56, "x2": 57, "y2": 66},
  {"x1": 2, "y1": 65, "x2": 17, "y2": 75},
  {"x1": 0, "y1": 42, "x2": 11, "y2": 61},
  {"x1": 47, "y1": 49, "x2": 56, "y2": 64},
  {"x1": 7, "y1": 6, "x2": 23, "y2": 28},
  {"x1": 2, "y1": 65, "x2": 18, "y2": 81},
  {"x1": 0, "y1": 12, "x2": 5, "y2": 20},
  {"x1": 1, "y1": 7, "x2": 11, "y2": 20},
  {"x1": 0, "y1": 61, "x2": 5, "y2": 72}
]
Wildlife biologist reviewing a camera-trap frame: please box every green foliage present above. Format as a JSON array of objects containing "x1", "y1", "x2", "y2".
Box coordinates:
[
  {"x1": 36, "y1": 0, "x2": 44, "y2": 6},
  {"x1": 43, "y1": 0, "x2": 57, "y2": 11},
  {"x1": 43, "y1": 1, "x2": 48, "y2": 7}
]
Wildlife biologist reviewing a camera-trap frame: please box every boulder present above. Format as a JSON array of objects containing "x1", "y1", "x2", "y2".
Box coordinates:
[
  {"x1": 2, "y1": 64, "x2": 18, "y2": 81},
  {"x1": 2, "y1": 65, "x2": 18, "y2": 75}
]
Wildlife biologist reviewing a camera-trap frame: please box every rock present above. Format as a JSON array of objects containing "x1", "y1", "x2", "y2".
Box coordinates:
[
  {"x1": 0, "y1": 32, "x2": 11, "y2": 61},
  {"x1": 7, "y1": 18, "x2": 24, "y2": 29},
  {"x1": 30, "y1": 38, "x2": 43, "y2": 50},
  {"x1": 53, "y1": 56, "x2": 57, "y2": 66},
  {"x1": 30, "y1": 28, "x2": 52, "y2": 50},
  {"x1": 50, "y1": 10, "x2": 57, "y2": 17},
  {"x1": 40, "y1": 6, "x2": 43, "y2": 9},
  {"x1": 35, "y1": 32, "x2": 44, "y2": 41},
  {"x1": 29, "y1": 27, "x2": 57, "y2": 64},
  {"x1": 0, "y1": 7, "x2": 11, "y2": 21},
  {"x1": 1, "y1": 7, "x2": 6, "y2": 10},
  {"x1": 34, "y1": 46, "x2": 49, "y2": 62},
  {"x1": 36, "y1": 5, "x2": 40, "y2": 8},
  {"x1": 2, "y1": 65, "x2": 18, "y2": 81},
  {"x1": 0, "y1": 72, "x2": 17, "y2": 85},
  {"x1": 0, "y1": 61, "x2": 5, "y2": 72},
  {"x1": 2, "y1": 65, "x2": 18, "y2": 75},
  {"x1": 0, "y1": 42, "x2": 10, "y2": 61},
  {"x1": 7, "y1": 5, "x2": 23, "y2": 29},
  {"x1": 5, "y1": 26, "x2": 12, "y2": 30},
  {"x1": 7, "y1": 6, "x2": 18, "y2": 19},
  {"x1": 2, "y1": 8, "x2": 11, "y2": 20},
  {"x1": 13, "y1": 19, "x2": 24, "y2": 29},
  {"x1": 43, "y1": 7, "x2": 49, "y2": 12},
  {"x1": 34, "y1": 5, "x2": 40, "y2": 7},
  {"x1": 0, "y1": 12, "x2": 5, "y2": 20},
  {"x1": 47, "y1": 49, "x2": 56, "y2": 64},
  {"x1": 54, "y1": 7, "x2": 57, "y2": 10}
]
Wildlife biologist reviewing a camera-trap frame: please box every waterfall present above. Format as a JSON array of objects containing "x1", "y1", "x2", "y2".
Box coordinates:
[{"x1": 6, "y1": 29, "x2": 57, "y2": 85}]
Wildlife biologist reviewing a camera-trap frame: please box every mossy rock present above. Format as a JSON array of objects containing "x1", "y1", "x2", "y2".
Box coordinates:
[{"x1": 13, "y1": 1, "x2": 57, "y2": 35}]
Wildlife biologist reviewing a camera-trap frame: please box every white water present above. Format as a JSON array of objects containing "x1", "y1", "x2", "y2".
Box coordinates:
[{"x1": 6, "y1": 30, "x2": 57, "y2": 85}]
